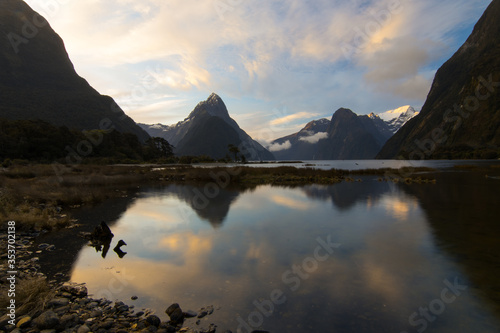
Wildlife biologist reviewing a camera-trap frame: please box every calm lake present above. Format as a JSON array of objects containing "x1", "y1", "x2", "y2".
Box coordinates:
[{"x1": 43, "y1": 164, "x2": 500, "y2": 332}]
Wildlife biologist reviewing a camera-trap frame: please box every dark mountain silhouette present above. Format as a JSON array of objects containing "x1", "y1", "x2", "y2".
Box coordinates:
[
  {"x1": 271, "y1": 108, "x2": 392, "y2": 160},
  {"x1": 270, "y1": 118, "x2": 330, "y2": 160},
  {"x1": 140, "y1": 93, "x2": 275, "y2": 160},
  {"x1": 398, "y1": 172, "x2": 500, "y2": 317},
  {"x1": 377, "y1": 0, "x2": 500, "y2": 159},
  {"x1": 160, "y1": 184, "x2": 242, "y2": 227},
  {"x1": 0, "y1": 0, "x2": 149, "y2": 141}
]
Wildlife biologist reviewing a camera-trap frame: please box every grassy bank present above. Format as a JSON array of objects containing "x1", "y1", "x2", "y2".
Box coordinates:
[
  {"x1": 0, "y1": 165, "x2": 156, "y2": 230},
  {"x1": 1, "y1": 164, "x2": 439, "y2": 231}
]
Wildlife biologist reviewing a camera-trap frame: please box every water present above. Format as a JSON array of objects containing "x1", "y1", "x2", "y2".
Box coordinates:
[
  {"x1": 196, "y1": 159, "x2": 500, "y2": 171},
  {"x1": 65, "y1": 169, "x2": 500, "y2": 332}
]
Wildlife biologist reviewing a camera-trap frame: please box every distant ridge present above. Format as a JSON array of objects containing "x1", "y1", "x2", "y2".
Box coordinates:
[{"x1": 271, "y1": 108, "x2": 392, "y2": 160}]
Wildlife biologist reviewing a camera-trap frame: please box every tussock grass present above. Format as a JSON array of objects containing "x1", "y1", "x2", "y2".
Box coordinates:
[
  {"x1": 0, "y1": 276, "x2": 54, "y2": 317},
  {"x1": 0, "y1": 164, "x2": 442, "y2": 230},
  {"x1": 0, "y1": 164, "x2": 155, "y2": 230}
]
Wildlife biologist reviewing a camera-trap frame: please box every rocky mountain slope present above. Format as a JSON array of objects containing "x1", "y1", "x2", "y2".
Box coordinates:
[
  {"x1": 377, "y1": 0, "x2": 500, "y2": 159},
  {"x1": 376, "y1": 106, "x2": 420, "y2": 133},
  {"x1": 140, "y1": 94, "x2": 274, "y2": 160},
  {"x1": 271, "y1": 108, "x2": 392, "y2": 160},
  {"x1": 0, "y1": 0, "x2": 149, "y2": 141}
]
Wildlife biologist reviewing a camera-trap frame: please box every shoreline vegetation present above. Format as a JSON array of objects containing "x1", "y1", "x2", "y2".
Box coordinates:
[
  {"x1": 0, "y1": 162, "x2": 498, "y2": 332},
  {"x1": 0, "y1": 163, "x2": 441, "y2": 231}
]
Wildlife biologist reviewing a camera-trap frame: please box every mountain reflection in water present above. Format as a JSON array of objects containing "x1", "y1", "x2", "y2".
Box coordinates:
[{"x1": 56, "y1": 172, "x2": 500, "y2": 332}]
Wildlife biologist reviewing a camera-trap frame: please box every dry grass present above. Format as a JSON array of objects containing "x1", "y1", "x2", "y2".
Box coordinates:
[
  {"x1": 0, "y1": 276, "x2": 54, "y2": 317},
  {"x1": 0, "y1": 164, "x2": 155, "y2": 230},
  {"x1": 0, "y1": 164, "x2": 443, "y2": 230}
]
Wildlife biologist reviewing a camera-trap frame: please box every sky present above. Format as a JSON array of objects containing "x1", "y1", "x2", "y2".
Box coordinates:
[{"x1": 24, "y1": 0, "x2": 492, "y2": 142}]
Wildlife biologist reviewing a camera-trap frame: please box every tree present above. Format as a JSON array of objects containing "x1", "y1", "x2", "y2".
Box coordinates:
[
  {"x1": 146, "y1": 137, "x2": 174, "y2": 159},
  {"x1": 228, "y1": 144, "x2": 240, "y2": 162}
]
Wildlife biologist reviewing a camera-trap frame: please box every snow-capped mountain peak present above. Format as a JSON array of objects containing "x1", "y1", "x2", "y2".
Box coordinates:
[{"x1": 377, "y1": 106, "x2": 419, "y2": 133}]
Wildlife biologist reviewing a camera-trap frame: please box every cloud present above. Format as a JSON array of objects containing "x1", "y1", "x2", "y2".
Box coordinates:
[
  {"x1": 267, "y1": 140, "x2": 292, "y2": 152},
  {"x1": 360, "y1": 36, "x2": 442, "y2": 99},
  {"x1": 299, "y1": 132, "x2": 329, "y2": 144},
  {"x1": 271, "y1": 195, "x2": 311, "y2": 211},
  {"x1": 270, "y1": 112, "x2": 320, "y2": 126},
  {"x1": 23, "y1": 0, "x2": 492, "y2": 130}
]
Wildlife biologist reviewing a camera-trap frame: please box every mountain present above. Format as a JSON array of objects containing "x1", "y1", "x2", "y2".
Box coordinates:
[
  {"x1": 271, "y1": 108, "x2": 392, "y2": 160},
  {"x1": 376, "y1": 106, "x2": 420, "y2": 133},
  {"x1": 0, "y1": 0, "x2": 149, "y2": 142},
  {"x1": 378, "y1": 0, "x2": 500, "y2": 159},
  {"x1": 140, "y1": 93, "x2": 275, "y2": 160},
  {"x1": 318, "y1": 108, "x2": 392, "y2": 159},
  {"x1": 270, "y1": 118, "x2": 330, "y2": 160}
]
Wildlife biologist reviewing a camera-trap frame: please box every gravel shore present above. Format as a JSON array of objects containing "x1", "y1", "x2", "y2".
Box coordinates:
[{"x1": 0, "y1": 232, "x2": 230, "y2": 333}]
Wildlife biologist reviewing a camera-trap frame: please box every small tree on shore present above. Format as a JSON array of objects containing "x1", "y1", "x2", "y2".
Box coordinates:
[
  {"x1": 228, "y1": 144, "x2": 240, "y2": 162},
  {"x1": 146, "y1": 137, "x2": 174, "y2": 159}
]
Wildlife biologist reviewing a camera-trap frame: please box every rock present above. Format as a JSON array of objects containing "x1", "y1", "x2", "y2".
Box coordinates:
[
  {"x1": 146, "y1": 315, "x2": 161, "y2": 327},
  {"x1": 46, "y1": 244, "x2": 56, "y2": 251},
  {"x1": 48, "y1": 298, "x2": 70, "y2": 308},
  {"x1": 90, "y1": 309, "x2": 103, "y2": 318},
  {"x1": 38, "y1": 243, "x2": 50, "y2": 249},
  {"x1": 60, "y1": 282, "x2": 88, "y2": 297},
  {"x1": 165, "y1": 303, "x2": 184, "y2": 325},
  {"x1": 3, "y1": 325, "x2": 15, "y2": 332},
  {"x1": 60, "y1": 313, "x2": 78, "y2": 328},
  {"x1": 203, "y1": 324, "x2": 217, "y2": 333},
  {"x1": 16, "y1": 316, "x2": 31, "y2": 328},
  {"x1": 54, "y1": 305, "x2": 70, "y2": 315},
  {"x1": 135, "y1": 311, "x2": 145, "y2": 317},
  {"x1": 33, "y1": 310, "x2": 60, "y2": 330},
  {"x1": 131, "y1": 295, "x2": 139, "y2": 300},
  {"x1": 198, "y1": 305, "x2": 214, "y2": 319},
  {"x1": 77, "y1": 324, "x2": 91, "y2": 333},
  {"x1": 98, "y1": 319, "x2": 115, "y2": 329},
  {"x1": 165, "y1": 303, "x2": 180, "y2": 317},
  {"x1": 86, "y1": 301, "x2": 99, "y2": 309},
  {"x1": 183, "y1": 310, "x2": 198, "y2": 318},
  {"x1": 179, "y1": 328, "x2": 197, "y2": 333},
  {"x1": 92, "y1": 221, "x2": 114, "y2": 241}
]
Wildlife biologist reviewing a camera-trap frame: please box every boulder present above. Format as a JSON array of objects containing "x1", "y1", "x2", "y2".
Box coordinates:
[
  {"x1": 33, "y1": 310, "x2": 60, "y2": 330},
  {"x1": 165, "y1": 303, "x2": 184, "y2": 325}
]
